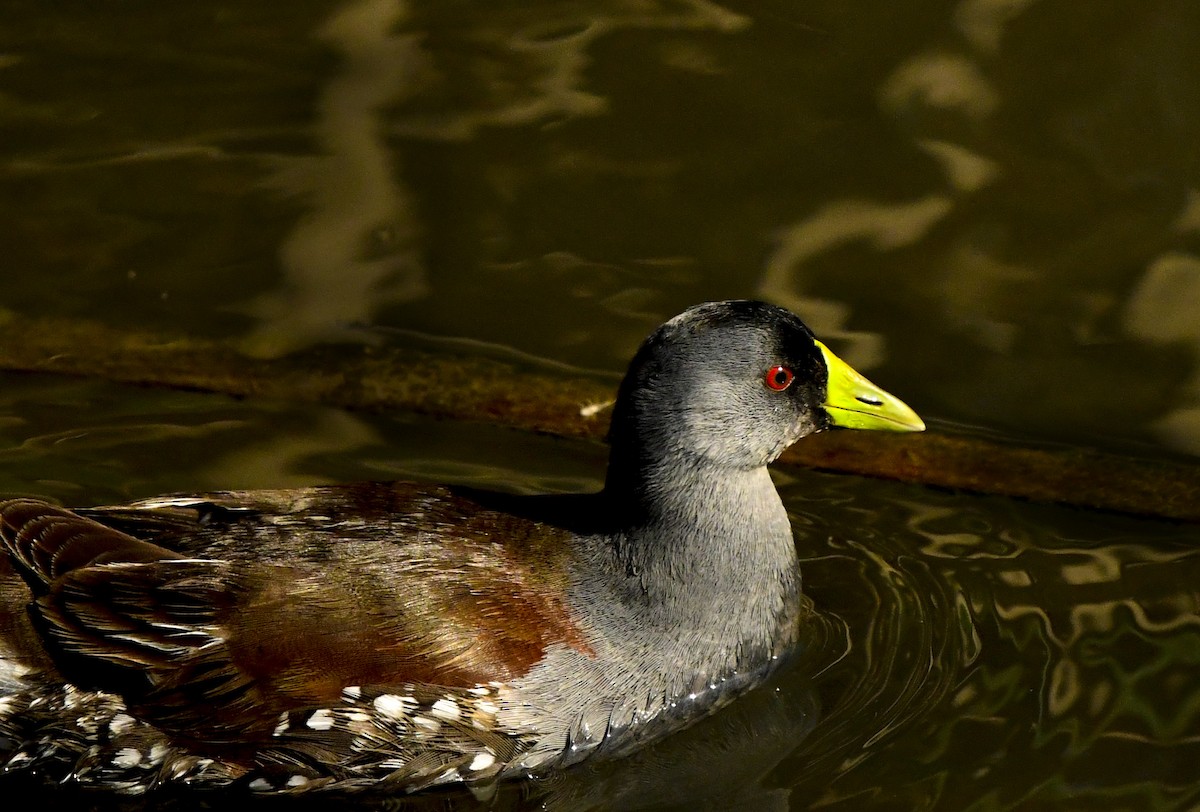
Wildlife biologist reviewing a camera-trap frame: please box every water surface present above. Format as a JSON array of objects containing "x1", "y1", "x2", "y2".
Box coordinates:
[{"x1": 3, "y1": 1, "x2": 1200, "y2": 809}]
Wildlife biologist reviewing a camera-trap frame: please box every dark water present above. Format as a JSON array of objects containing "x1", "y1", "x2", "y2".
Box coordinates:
[{"x1": 3, "y1": 1, "x2": 1200, "y2": 809}]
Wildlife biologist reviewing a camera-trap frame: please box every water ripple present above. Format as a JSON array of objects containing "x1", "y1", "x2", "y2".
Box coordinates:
[{"x1": 770, "y1": 471, "x2": 1200, "y2": 810}]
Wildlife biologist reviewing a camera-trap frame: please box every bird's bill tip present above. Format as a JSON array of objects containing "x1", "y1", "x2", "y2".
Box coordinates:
[{"x1": 815, "y1": 339, "x2": 925, "y2": 433}]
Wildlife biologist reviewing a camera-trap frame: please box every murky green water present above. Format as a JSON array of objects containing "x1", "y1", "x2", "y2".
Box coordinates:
[{"x1": 3, "y1": 1, "x2": 1200, "y2": 809}]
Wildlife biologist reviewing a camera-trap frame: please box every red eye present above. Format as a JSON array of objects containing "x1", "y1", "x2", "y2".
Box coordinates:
[{"x1": 764, "y1": 365, "x2": 794, "y2": 391}]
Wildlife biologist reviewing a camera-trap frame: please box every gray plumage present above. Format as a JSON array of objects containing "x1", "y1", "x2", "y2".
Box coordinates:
[{"x1": 0, "y1": 300, "x2": 915, "y2": 796}]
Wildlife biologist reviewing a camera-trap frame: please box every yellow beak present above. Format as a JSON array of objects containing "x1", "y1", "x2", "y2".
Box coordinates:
[{"x1": 815, "y1": 340, "x2": 925, "y2": 432}]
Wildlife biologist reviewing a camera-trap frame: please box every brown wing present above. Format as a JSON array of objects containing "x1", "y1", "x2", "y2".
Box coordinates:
[{"x1": 0, "y1": 488, "x2": 593, "y2": 746}]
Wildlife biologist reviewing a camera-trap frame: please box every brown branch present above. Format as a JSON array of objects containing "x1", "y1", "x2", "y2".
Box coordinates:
[{"x1": 1, "y1": 311, "x2": 1197, "y2": 523}]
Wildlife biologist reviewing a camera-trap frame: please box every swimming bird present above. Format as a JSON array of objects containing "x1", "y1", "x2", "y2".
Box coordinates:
[{"x1": 0, "y1": 300, "x2": 923, "y2": 795}]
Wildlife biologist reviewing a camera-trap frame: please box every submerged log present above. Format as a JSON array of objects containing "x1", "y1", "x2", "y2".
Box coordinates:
[{"x1": 0, "y1": 311, "x2": 1197, "y2": 523}]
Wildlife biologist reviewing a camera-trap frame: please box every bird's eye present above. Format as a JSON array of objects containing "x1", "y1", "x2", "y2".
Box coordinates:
[{"x1": 764, "y1": 365, "x2": 794, "y2": 391}]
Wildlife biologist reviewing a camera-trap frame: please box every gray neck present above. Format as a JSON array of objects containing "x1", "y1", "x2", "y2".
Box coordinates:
[
  {"x1": 599, "y1": 451, "x2": 801, "y2": 666},
  {"x1": 506, "y1": 451, "x2": 803, "y2": 770}
]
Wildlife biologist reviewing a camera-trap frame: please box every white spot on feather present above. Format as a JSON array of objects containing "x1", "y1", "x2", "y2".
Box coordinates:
[
  {"x1": 431, "y1": 698, "x2": 460, "y2": 721},
  {"x1": 109, "y1": 713, "x2": 136, "y2": 735},
  {"x1": 469, "y1": 751, "x2": 496, "y2": 771},
  {"x1": 373, "y1": 693, "x2": 414, "y2": 719},
  {"x1": 112, "y1": 748, "x2": 142, "y2": 768},
  {"x1": 306, "y1": 708, "x2": 335, "y2": 731}
]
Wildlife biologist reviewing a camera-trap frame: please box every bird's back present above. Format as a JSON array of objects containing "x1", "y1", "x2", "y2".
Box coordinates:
[{"x1": 0, "y1": 484, "x2": 601, "y2": 792}]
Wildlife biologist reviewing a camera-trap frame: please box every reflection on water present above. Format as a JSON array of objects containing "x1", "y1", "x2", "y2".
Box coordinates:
[
  {"x1": 761, "y1": 196, "x2": 954, "y2": 369},
  {"x1": 241, "y1": 0, "x2": 428, "y2": 356},
  {"x1": 6, "y1": 0, "x2": 1200, "y2": 452},
  {"x1": 771, "y1": 476, "x2": 1200, "y2": 810},
  {"x1": 1125, "y1": 251, "x2": 1200, "y2": 454},
  {"x1": 5, "y1": 0, "x2": 1200, "y2": 808}
]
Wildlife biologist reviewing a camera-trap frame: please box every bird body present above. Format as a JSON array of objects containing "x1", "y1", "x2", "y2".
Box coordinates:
[{"x1": 0, "y1": 301, "x2": 923, "y2": 794}]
